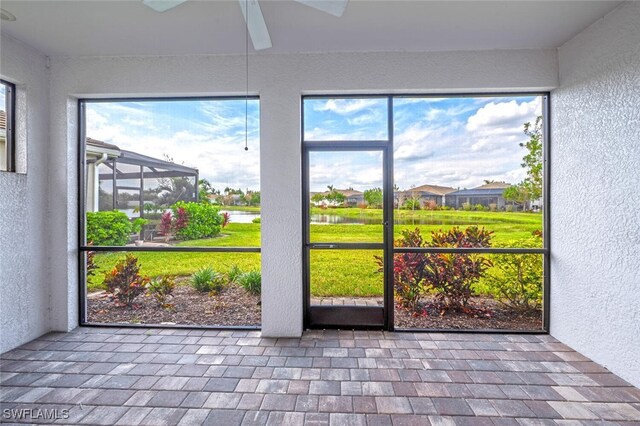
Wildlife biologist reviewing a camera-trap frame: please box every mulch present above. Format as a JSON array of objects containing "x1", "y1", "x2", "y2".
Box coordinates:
[
  {"x1": 394, "y1": 296, "x2": 542, "y2": 330},
  {"x1": 88, "y1": 285, "x2": 539, "y2": 331},
  {"x1": 87, "y1": 282, "x2": 261, "y2": 326}
]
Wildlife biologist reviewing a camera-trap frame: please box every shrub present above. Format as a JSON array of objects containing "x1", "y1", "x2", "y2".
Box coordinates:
[
  {"x1": 86, "y1": 242, "x2": 97, "y2": 278},
  {"x1": 424, "y1": 226, "x2": 493, "y2": 311},
  {"x1": 474, "y1": 204, "x2": 485, "y2": 211},
  {"x1": 103, "y1": 254, "x2": 149, "y2": 306},
  {"x1": 376, "y1": 228, "x2": 428, "y2": 311},
  {"x1": 191, "y1": 266, "x2": 226, "y2": 294},
  {"x1": 227, "y1": 264, "x2": 243, "y2": 283},
  {"x1": 488, "y1": 203, "x2": 498, "y2": 212},
  {"x1": 461, "y1": 202, "x2": 472, "y2": 211},
  {"x1": 159, "y1": 211, "x2": 173, "y2": 237},
  {"x1": 171, "y1": 201, "x2": 223, "y2": 240},
  {"x1": 252, "y1": 217, "x2": 261, "y2": 224},
  {"x1": 238, "y1": 271, "x2": 261, "y2": 295},
  {"x1": 86, "y1": 210, "x2": 138, "y2": 246},
  {"x1": 423, "y1": 200, "x2": 438, "y2": 210},
  {"x1": 505, "y1": 205, "x2": 514, "y2": 212},
  {"x1": 380, "y1": 227, "x2": 493, "y2": 313},
  {"x1": 221, "y1": 212, "x2": 231, "y2": 228},
  {"x1": 484, "y1": 234, "x2": 543, "y2": 313},
  {"x1": 403, "y1": 199, "x2": 421, "y2": 210},
  {"x1": 147, "y1": 276, "x2": 176, "y2": 309}
]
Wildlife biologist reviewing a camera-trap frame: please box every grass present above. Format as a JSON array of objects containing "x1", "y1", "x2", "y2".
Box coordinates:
[{"x1": 89, "y1": 209, "x2": 543, "y2": 296}]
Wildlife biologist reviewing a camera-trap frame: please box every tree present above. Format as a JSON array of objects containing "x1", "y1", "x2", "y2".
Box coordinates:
[
  {"x1": 363, "y1": 187, "x2": 383, "y2": 208},
  {"x1": 249, "y1": 191, "x2": 260, "y2": 206},
  {"x1": 504, "y1": 116, "x2": 543, "y2": 210},
  {"x1": 198, "y1": 178, "x2": 218, "y2": 204}
]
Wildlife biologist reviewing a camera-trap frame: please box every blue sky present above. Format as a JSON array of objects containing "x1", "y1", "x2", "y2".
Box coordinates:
[
  {"x1": 305, "y1": 96, "x2": 541, "y2": 192},
  {"x1": 87, "y1": 99, "x2": 260, "y2": 191},
  {"x1": 86, "y1": 95, "x2": 541, "y2": 194}
]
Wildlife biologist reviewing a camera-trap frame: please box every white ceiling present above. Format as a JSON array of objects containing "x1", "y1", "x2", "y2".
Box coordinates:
[{"x1": 0, "y1": 0, "x2": 623, "y2": 57}]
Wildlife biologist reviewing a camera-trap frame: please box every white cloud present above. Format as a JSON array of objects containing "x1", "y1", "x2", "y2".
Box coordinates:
[
  {"x1": 86, "y1": 102, "x2": 260, "y2": 192},
  {"x1": 313, "y1": 98, "x2": 384, "y2": 115}
]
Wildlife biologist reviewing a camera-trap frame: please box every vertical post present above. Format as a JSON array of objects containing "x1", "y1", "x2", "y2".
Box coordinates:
[
  {"x1": 542, "y1": 94, "x2": 551, "y2": 332},
  {"x1": 384, "y1": 96, "x2": 395, "y2": 330}
]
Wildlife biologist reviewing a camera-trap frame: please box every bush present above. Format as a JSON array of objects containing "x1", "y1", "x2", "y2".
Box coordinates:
[
  {"x1": 171, "y1": 201, "x2": 223, "y2": 240},
  {"x1": 474, "y1": 204, "x2": 485, "y2": 211},
  {"x1": 403, "y1": 199, "x2": 421, "y2": 210},
  {"x1": 227, "y1": 264, "x2": 243, "y2": 283},
  {"x1": 147, "y1": 276, "x2": 176, "y2": 309},
  {"x1": 191, "y1": 266, "x2": 226, "y2": 294},
  {"x1": 424, "y1": 227, "x2": 493, "y2": 311},
  {"x1": 484, "y1": 234, "x2": 543, "y2": 313},
  {"x1": 505, "y1": 205, "x2": 514, "y2": 212},
  {"x1": 461, "y1": 202, "x2": 472, "y2": 211},
  {"x1": 376, "y1": 229, "x2": 428, "y2": 311},
  {"x1": 380, "y1": 227, "x2": 493, "y2": 313},
  {"x1": 252, "y1": 217, "x2": 261, "y2": 224},
  {"x1": 103, "y1": 254, "x2": 149, "y2": 306},
  {"x1": 423, "y1": 200, "x2": 438, "y2": 210},
  {"x1": 159, "y1": 211, "x2": 173, "y2": 237},
  {"x1": 86, "y1": 211, "x2": 147, "y2": 246},
  {"x1": 238, "y1": 271, "x2": 261, "y2": 295},
  {"x1": 221, "y1": 212, "x2": 231, "y2": 228},
  {"x1": 488, "y1": 203, "x2": 498, "y2": 212},
  {"x1": 86, "y1": 243, "x2": 97, "y2": 278}
]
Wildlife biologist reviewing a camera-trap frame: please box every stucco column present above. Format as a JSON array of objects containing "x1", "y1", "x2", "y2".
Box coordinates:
[{"x1": 259, "y1": 89, "x2": 303, "y2": 337}]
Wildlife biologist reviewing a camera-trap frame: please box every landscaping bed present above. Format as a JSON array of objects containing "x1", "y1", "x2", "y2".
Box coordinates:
[
  {"x1": 394, "y1": 296, "x2": 542, "y2": 330},
  {"x1": 87, "y1": 281, "x2": 261, "y2": 326}
]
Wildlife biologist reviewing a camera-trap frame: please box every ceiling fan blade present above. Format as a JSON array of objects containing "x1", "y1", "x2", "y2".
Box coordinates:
[
  {"x1": 142, "y1": 0, "x2": 187, "y2": 13},
  {"x1": 238, "y1": 0, "x2": 272, "y2": 51},
  {"x1": 295, "y1": 0, "x2": 348, "y2": 17}
]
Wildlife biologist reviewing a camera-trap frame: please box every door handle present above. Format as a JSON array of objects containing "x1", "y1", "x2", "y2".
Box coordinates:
[{"x1": 310, "y1": 244, "x2": 337, "y2": 249}]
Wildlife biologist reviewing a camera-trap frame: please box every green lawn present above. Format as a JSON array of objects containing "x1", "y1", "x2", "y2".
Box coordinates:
[{"x1": 89, "y1": 209, "x2": 543, "y2": 296}]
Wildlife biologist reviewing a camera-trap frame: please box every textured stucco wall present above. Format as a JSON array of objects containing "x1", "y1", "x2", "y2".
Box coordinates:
[
  {"x1": 48, "y1": 49, "x2": 557, "y2": 337},
  {"x1": 0, "y1": 34, "x2": 50, "y2": 352},
  {"x1": 551, "y1": 2, "x2": 640, "y2": 387}
]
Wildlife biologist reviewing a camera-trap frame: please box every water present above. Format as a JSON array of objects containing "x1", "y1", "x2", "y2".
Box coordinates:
[
  {"x1": 222, "y1": 210, "x2": 260, "y2": 224},
  {"x1": 309, "y1": 213, "x2": 501, "y2": 226},
  {"x1": 118, "y1": 208, "x2": 499, "y2": 226}
]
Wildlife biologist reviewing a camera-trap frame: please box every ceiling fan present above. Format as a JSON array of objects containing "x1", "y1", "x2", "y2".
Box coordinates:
[{"x1": 142, "y1": 0, "x2": 349, "y2": 51}]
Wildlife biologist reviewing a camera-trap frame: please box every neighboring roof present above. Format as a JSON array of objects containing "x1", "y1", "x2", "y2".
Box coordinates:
[
  {"x1": 86, "y1": 137, "x2": 121, "y2": 158},
  {"x1": 450, "y1": 188, "x2": 507, "y2": 197},
  {"x1": 314, "y1": 189, "x2": 363, "y2": 198},
  {"x1": 474, "y1": 182, "x2": 511, "y2": 190},
  {"x1": 86, "y1": 137, "x2": 120, "y2": 152},
  {"x1": 88, "y1": 137, "x2": 199, "y2": 180},
  {"x1": 337, "y1": 189, "x2": 363, "y2": 198},
  {"x1": 402, "y1": 184, "x2": 457, "y2": 196},
  {"x1": 116, "y1": 149, "x2": 199, "y2": 176},
  {"x1": 449, "y1": 182, "x2": 511, "y2": 197}
]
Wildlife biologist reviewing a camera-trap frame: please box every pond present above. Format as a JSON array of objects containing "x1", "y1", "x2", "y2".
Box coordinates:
[
  {"x1": 221, "y1": 210, "x2": 260, "y2": 224},
  {"x1": 223, "y1": 210, "x2": 504, "y2": 226},
  {"x1": 309, "y1": 214, "x2": 504, "y2": 225}
]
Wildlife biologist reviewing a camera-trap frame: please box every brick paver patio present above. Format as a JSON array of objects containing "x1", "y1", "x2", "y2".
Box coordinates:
[{"x1": 1, "y1": 328, "x2": 639, "y2": 425}]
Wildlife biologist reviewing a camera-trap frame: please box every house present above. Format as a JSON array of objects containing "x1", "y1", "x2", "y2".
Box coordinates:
[
  {"x1": 1, "y1": 0, "x2": 639, "y2": 396},
  {"x1": 447, "y1": 182, "x2": 513, "y2": 210},
  {"x1": 310, "y1": 188, "x2": 364, "y2": 207},
  {"x1": 395, "y1": 184, "x2": 457, "y2": 208}
]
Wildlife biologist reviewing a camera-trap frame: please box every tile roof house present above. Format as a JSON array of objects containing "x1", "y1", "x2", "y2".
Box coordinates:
[
  {"x1": 447, "y1": 182, "x2": 513, "y2": 210},
  {"x1": 395, "y1": 184, "x2": 457, "y2": 207}
]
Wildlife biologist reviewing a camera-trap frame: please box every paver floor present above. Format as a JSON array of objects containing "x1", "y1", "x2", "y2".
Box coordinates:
[{"x1": 1, "y1": 328, "x2": 639, "y2": 425}]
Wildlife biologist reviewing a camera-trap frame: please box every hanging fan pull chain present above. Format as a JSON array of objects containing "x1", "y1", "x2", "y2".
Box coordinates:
[{"x1": 244, "y1": 0, "x2": 249, "y2": 151}]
